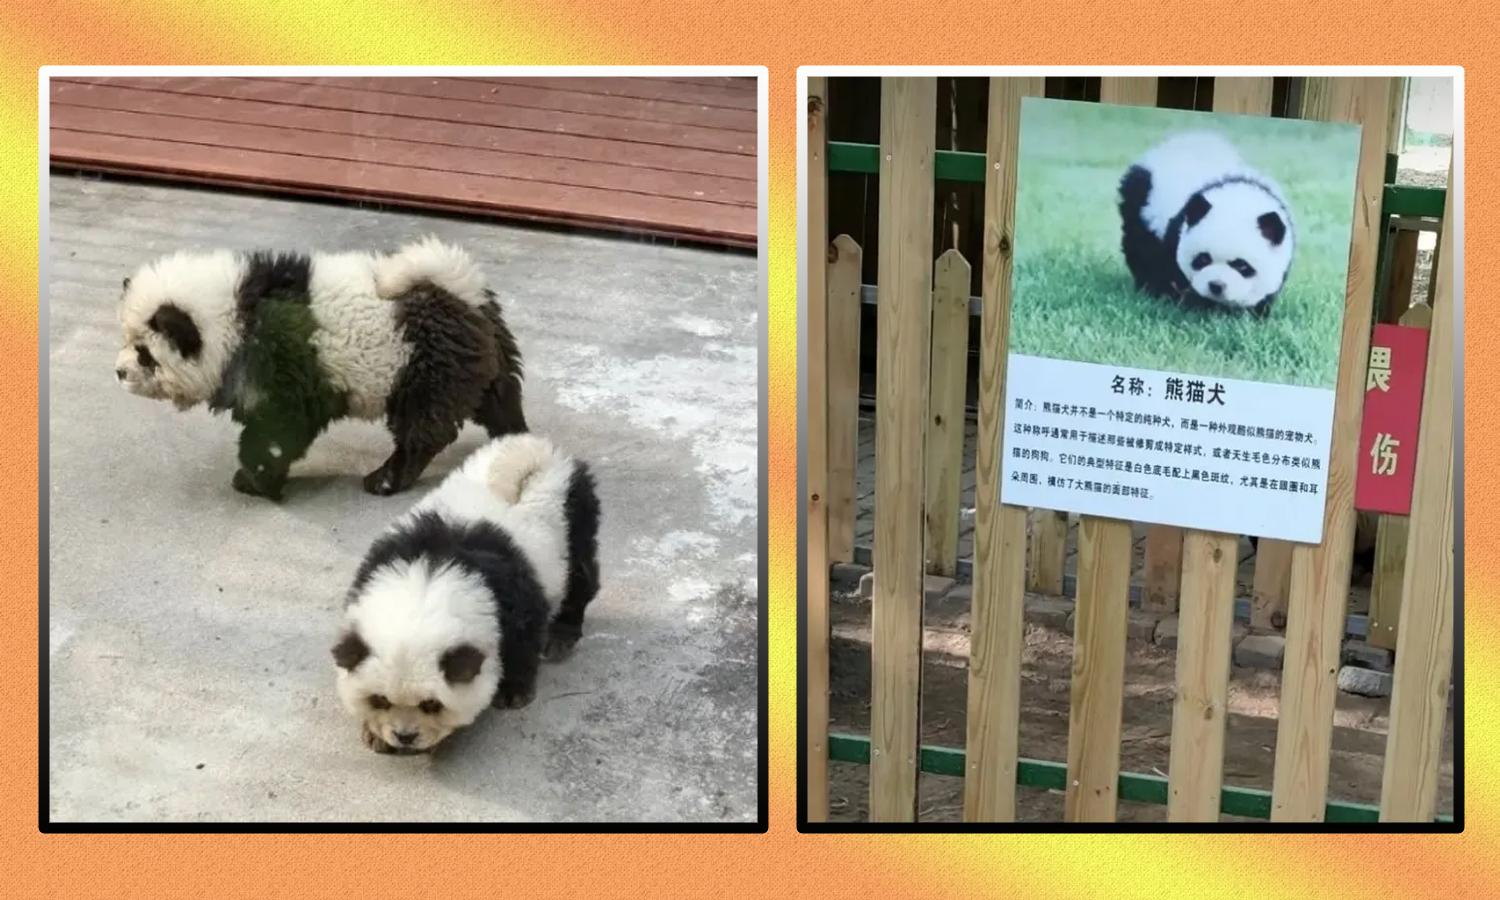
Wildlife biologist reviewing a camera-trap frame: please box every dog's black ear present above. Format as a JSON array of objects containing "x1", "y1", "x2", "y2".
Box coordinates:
[
  {"x1": 1184, "y1": 192, "x2": 1212, "y2": 227},
  {"x1": 146, "y1": 302, "x2": 203, "y2": 360},
  {"x1": 121, "y1": 276, "x2": 132, "y2": 292},
  {"x1": 440, "y1": 644, "x2": 485, "y2": 685},
  {"x1": 1258, "y1": 211, "x2": 1287, "y2": 246},
  {"x1": 332, "y1": 631, "x2": 370, "y2": 670}
]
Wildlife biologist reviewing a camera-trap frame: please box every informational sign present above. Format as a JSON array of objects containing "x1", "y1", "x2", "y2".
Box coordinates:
[
  {"x1": 1355, "y1": 324, "x2": 1431, "y2": 515},
  {"x1": 999, "y1": 98, "x2": 1363, "y2": 544}
]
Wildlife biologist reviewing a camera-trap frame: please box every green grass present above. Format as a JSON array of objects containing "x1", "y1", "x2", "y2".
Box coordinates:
[{"x1": 1010, "y1": 99, "x2": 1363, "y2": 390}]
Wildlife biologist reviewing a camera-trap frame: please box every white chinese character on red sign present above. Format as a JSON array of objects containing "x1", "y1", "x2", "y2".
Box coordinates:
[
  {"x1": 1370, "y1": 432, "x2": 1400, "y2": 476},
  {"x1": 1367, "y1": 345, "x2": 1393, "y2": 392}
]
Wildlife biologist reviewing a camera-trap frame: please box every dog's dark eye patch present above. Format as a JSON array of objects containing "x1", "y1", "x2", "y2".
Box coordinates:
[
  {"x1": 135, "y1": 344, "x2": 157, "y2": 371},
  {"x1": 418, "y1": 699, "x2": 444, "y2": 715},
  {"x1": 1190, "y1": 252, "x2": 1212, "y2": 271},
  {"x1": 1229, "y1": 259, "x2": 1257, "y2": 278},
  {"x1": 368, "y1": 694, "x2": 392, "y2": 711},
  {"x1": 146, "y1": 302, "x2": 202, "y2": 360}
]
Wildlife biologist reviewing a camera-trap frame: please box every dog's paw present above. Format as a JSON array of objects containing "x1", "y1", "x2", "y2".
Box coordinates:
[
  {"x1": 495, "y1": 680, "x2": 536, "y2": 709},
  {"x1": 362, "y1": 465, "x2": 400, "y2": 496},
  {"x1": 542, "y1": 632, "x2": 580, "y2": 662},
  {"x1": 232, "y1": 468, "x2": 281, "y2": 500}
]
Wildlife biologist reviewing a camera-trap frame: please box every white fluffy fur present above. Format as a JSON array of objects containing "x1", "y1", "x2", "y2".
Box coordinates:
[
  {"x1": 115, "y1": 237, "x2": 491, "y2": 419},
  {"x1": 338, "y1": 561, "x2": 500, "y2": 750},
  {"x1": 408, "y1": 433, "x2": 573, "y2": 603},
  {"x1": 1136, "y1": 132, "x2": 1295, "y2": 309},
  {"x1": 305, "y1": 251, "x2": 410, "y2": 420},
  {"x1": 337, "y1": 434, "x2": 576, "y2": 751},
  {"x1": 373, "y1": 234, "x2": 493, "y2": 308},
  {"x1": 115, "y1": 249, "x2": 243, "y2": 409}
]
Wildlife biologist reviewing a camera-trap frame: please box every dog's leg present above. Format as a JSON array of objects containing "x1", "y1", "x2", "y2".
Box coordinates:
[
  {"x1": 365, "y1": 418, "x2": 460, "y2": 496},
  {"x1": 495, "y1": 644, "x2": 540, "y2": 710},
  {"x1": 471, "y1": 375, "x2": 528, "y2": 438},
  {"x1": 545, "y1": 464, "x2": 602, "y2": 661},
  {"x1": 495, "y1": 597, "x2": 545, "y2": 709},
  {"x1": 544, "y1": 557, "x2": 599, "y2": 662},
  {"x1": 233, "y1": 410, "x2": 318, "y2": 501},
  {"x1": 471, "y1": 297, "x2": 527, "y2": 438}
]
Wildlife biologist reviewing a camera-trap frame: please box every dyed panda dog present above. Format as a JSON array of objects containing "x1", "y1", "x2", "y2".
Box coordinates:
[
  {"x1": 331, "y1": 434, "x2": 601, "y2": 754},
  {"x1": 114, "y1": 237, "x2": 526, "y2": 499},
  {"x1": 1118, "y1": 132, "x2": 1295, "y2": 316}
]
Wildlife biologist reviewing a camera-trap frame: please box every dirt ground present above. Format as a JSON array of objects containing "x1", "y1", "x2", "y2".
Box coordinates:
[{"x1": 825, "y1": 582, "x2": 1455, "y2": 823}]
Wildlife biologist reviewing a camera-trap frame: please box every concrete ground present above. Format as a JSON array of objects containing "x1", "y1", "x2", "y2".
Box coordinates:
[{"x1": 45, "y1": 174, "x2": 760, "y2": 823}]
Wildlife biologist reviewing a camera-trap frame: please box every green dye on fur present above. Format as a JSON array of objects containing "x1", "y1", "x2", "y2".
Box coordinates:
[{"x1": 227, "y1": 300, "x2": 348, "y2": 499}]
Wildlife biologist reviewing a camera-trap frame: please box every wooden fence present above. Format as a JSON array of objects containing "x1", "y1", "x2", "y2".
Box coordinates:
[{"x1": 804, "y1": 75, "x2": 1456, "y2": 823}]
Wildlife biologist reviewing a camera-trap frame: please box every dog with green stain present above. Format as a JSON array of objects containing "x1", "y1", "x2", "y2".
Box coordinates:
[{"x1": 114, "y1": 236, "x2": 527, "y2": 500}]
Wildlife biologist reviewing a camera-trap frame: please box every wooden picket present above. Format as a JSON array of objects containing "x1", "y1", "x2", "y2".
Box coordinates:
[
  {"x1": 926, "y1": 249, "x2": 972, "y2": 576},
  {"x1": 1272, "y1": 77, "x2": 1392, "y2": 822},
  {"x1": 962, "y1": 75, "x2": 1042, "y2": 822},
  {"x1": 1026, "y1": 510, "x2": 1068, "y2": 595},
  {"x1": 1369, "y1": 301, "x2": 1436, "y2": 649},
  {"x1": 827, "y1": 235, "x2": 863, "y2": 565},
  {"x1": 803, "y1": 75, "x2": 831, "y2": 824},
  {"x1": 1379, "y1": 160, "x2": 1455, "y2": 822},
  {"x1": 1165, "y1": 75, "x2": 1277, "y2": 822},
  {"x1": 805, "y1": 75, "x2": 1452, "y2": 826},
  {"x1": 868, "y1": 77, "x2": 936, "y2": 822},
  {"x1": 1058, "y1": 75, "x2": 1158, "y2": 823}
]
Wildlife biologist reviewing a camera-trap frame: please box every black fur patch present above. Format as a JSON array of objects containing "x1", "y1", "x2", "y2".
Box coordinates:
[
  {"x1": 368, "y1": 285, "x2": 527, "y2": 495},
  {"x1": 1119, "y1": 165, "x2": 1187, "y2": 298},
  {"x1": 147, "y1": 303, "x2": 203, "y2": 359},
  {"x1": 332, "y1": 631, "x2": 369, "y2": 670},
  {"x1": 349, "y1": 510, "x2": 550, "y2": 704},
  {"x1": 1258, "y1": 211, "x2": 1287, "y2": 246},
  {"x1": 440, "y1": 644, "x2": 485, "y2": 685},
  {"x1": 234, "y1": 251, "x2": 313, "y2": 324},
  {"x1": 546, "y1": 461, "x2": 603, "y2": 658},
  {"x1": 1183, "y1": 192, "x2": 1212, "y2": 227}
]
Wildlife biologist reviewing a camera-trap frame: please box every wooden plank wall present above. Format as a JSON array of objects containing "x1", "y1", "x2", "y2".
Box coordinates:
[{"x1": 50, "y1": 76, "x2": 757, "y2": 247}]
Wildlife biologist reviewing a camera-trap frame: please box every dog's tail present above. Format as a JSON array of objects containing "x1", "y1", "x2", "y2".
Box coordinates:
[
  {"x1": 374, "y1": 235, "x2": 491, "y2": 307},
  {"x1": 483, "y1": 434, "x2": 567, "y2": 506}
]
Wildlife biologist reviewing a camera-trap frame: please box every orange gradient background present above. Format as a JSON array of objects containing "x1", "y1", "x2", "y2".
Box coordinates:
[{"x1": 6, "y1": 2, "x2": 1490, "y2": 898}]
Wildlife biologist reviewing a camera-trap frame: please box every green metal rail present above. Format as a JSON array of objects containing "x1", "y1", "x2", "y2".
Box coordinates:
[
  {"x1": 828, "y1": 733, "x2": 1454, "y2": 824},
  {"x1": 825, "y1": 141, "x2": 1447, "y2": 220}
]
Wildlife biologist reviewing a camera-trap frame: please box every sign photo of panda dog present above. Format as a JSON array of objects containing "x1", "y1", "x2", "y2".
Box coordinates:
[{"x1": 1000, "y1": 98, "x2": 1362, "y2": 543}]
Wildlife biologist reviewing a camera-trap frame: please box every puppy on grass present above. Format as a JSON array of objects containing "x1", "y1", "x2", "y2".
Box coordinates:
[
  {"x1": 331, "y1": 434, "x2": 601, "y2": 755},
  {"x1": 114, "y1": 237, "x2": 526, "y2": 500}
]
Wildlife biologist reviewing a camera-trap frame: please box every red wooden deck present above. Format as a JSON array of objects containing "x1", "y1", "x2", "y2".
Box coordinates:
[{"x1": 48, "y1": 76, "x2": 758, "y2": 249}]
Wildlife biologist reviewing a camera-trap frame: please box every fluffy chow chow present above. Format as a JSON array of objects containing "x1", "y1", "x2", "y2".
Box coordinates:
[
  {"x1": 114, "y1": 236, "x2": 527, "y2": 499},
  {"x1": 332, "y1": 434, "x2": 601, "y2": 754},
  {"x1": 1119, "y1": 132, "x2": 1295, "y2": 316}
]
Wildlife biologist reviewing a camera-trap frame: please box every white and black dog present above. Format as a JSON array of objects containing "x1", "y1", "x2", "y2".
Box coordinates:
[
  {"x1": 1119, "y1": 132, "x2": 1295, "y2": 316},
  {"x1": 331, "y1": 434, "x2": 601, "y2": 754},
  {"x1": 114, "y1": 237, "x2": 526, "y2": 499}
]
